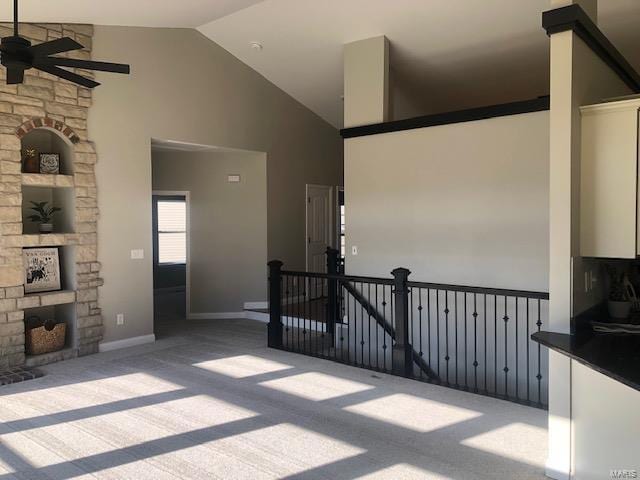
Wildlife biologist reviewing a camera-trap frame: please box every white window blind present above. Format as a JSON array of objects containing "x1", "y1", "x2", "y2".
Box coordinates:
[{"x1": 157, "y1": 200, "x2": 186, "y2": 264}]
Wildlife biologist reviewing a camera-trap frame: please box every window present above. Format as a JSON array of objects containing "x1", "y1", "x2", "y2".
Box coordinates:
[{"x1": 157, "y1": 200, "x2": 186, "y2": 264}]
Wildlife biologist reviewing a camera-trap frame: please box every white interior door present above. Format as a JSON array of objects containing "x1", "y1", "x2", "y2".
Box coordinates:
[{"x1": 306, "y1": 184, "x2": 333, "y2": 276}]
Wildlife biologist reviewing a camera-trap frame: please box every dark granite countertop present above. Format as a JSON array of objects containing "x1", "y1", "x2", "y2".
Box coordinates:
[{"x1": 531, "y1": 331, "x2": 640, "y2": 393}]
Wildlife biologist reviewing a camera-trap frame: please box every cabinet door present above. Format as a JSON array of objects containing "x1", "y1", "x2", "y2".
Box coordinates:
[{"x1": 580, "y1": 107, "x2": 639, "y2": 258}]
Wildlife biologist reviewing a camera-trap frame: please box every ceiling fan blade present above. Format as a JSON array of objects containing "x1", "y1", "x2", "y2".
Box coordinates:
[
  {"x1": 40, "y1": 57, "x2": 130, "y2": 74},
  {"x1": 33, "y1": 62, "x2": 100, "y2": 88},
  {"x1": 6, "y1": 67, "x2": 24, "y2": 85},
  {"x1": 29, "y1": 37, "x2": 83, "y2": 57}
]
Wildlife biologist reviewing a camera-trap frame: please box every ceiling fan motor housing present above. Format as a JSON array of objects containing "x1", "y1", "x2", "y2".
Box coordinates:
[{"x1": 0, "y1": 35, "x2": 32, "y2": 71}]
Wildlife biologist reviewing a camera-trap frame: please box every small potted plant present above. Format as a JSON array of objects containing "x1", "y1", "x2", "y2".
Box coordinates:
[
  {"x1": 27, "y1": 201, "x2": 61, "y2": 234},
  {"x1": 606, "y1": 264, "x2": 632, "y2": 319}
]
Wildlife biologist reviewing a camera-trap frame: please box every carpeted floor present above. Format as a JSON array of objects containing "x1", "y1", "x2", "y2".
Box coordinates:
[{"x1": 0, "y1": 318, "x2": 547, "y2": 479}]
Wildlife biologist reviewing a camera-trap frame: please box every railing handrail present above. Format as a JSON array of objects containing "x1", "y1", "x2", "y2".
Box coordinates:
[
  {"x1": 406, "y1": 280, "x2": 549, "y2": 300},
  {"x1": 281, "y1": 269, "x2": 394, "y2": 285},
  {"x1": 280, "y1": 268, "x2": 548, "y2": 300}
]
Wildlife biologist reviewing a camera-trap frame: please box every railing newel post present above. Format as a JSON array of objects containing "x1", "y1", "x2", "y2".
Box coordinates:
[
  {"x1": 268, "y1": 260, "x2": 284, "y2": 348},
  {"x1": 391, "y1": 267, "x2": 412, "y2": 377},
  {"x1": 326, "y1": 247, "x2": 340, "y2": 338}
]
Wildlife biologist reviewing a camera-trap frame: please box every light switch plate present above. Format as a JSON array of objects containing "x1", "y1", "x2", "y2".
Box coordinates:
[
  {"x1": 131, "y1": 249, "x2": 144, "y2": 260},
  {"x1": 116, "y1": 313, "x2": 124, "y2": 325},
  {"x1": 228, "y1": 174, "x2": 241, "y2": 183}
]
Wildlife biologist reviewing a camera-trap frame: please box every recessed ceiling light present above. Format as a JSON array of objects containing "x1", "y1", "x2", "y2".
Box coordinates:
[{"x1": 250, "y1": 42, "x2": 263, "y2": 51}]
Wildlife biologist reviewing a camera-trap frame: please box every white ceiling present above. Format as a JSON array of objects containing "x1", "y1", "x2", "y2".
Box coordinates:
[
  {"x1": 4, "y1": 0, "x2": 640, "y2": 128},
  {"x1": 198, "y1": 0, "x2": 640, "y2": 127},
  {"x1": 0, "y1": 0, "x2": 267, "y2": 28}
]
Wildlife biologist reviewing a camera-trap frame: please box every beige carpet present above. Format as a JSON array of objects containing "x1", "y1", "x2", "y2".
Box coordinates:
[{"x1": 0, "y1": 318, "x2": 547, "y2": 479}]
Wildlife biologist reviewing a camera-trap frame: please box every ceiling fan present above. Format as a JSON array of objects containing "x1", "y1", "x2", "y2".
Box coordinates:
[{"x1": 0, "y1": 0, "x2": 129, "y2": 88}]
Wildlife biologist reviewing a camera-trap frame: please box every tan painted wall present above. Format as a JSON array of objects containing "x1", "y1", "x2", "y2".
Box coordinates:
[
  {"x1": 90, "y1": 26, "x2": 343, "y2": 343},
  {"x1": 343, "y1": 36, "x2": 389, "y2": 128},
  {"x1": 152, "y1": 149, "x2": 267, "y2": 314},
  {"x1": 345, "y1": 110, "x2": 549, "y2": 292}
]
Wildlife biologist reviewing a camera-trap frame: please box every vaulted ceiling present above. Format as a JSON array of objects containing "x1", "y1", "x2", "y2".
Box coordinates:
[{"x1": 4, "y1": 0, "x2": 640, "y2": 127}]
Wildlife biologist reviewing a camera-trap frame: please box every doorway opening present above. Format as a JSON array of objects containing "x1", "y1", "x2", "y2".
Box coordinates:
[
  {"x1": 150, "y1": 138, "x2": 268, "y2": 336},
  {"x1": 152, "y1": 192, "x2": 189, "y2": 330}
]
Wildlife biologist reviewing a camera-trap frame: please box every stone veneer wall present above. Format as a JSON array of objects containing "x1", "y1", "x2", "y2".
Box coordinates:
[{"x1": 0, "y1": 23, "x2": 102, "y2": 369}]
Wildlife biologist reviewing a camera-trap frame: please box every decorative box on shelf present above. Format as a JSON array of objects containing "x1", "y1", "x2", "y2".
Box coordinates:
[{"x1": 25, "y1": 318, "x2": 67, "y2": 356}]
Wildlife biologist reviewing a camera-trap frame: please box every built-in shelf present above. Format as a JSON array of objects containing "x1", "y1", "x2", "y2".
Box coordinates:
[
  {"x1": 17, "y1": 126, "x2": 84, "y2": 370},
  {"x1": 23, "y1": 302, "x2": 78, "y2": 367},
  {"x1": 24, "y1": 290, "x2": 76, "y2": 307},
  {"x1": 21, "y1": 127, "x2": 73, "y2": 175},
  {"x1": 18, "y1": 233, "x2": 80, "y2": 248},
  {"x1": 22, "y1": 185, "x2": 75, "y2": 235},
  {"x1": 21, "y1": 174, "x2": 75, "y2": 188}
]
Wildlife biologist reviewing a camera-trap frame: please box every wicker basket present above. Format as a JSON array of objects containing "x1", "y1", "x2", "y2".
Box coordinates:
[{"x1": 25, "y1": 321, "x2": 66, "y2": 356}]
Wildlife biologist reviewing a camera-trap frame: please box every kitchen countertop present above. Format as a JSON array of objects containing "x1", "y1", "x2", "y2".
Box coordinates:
[{"x1": 532, "y1": 330, "x2": 640, "y2": 393}]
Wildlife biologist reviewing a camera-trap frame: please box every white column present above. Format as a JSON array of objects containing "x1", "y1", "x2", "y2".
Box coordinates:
[
  {"x1": 547, "y1": 2, "x2": 596, "y2": 479},
  {"x1": 343, "y1": 36, "x2": 389, "y2": 128}
]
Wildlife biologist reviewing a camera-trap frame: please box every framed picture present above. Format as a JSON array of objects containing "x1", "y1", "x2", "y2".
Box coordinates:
[
  {"x1": 39, "y1": 153, "x2": 60, "y2": 174},
  {"x1": 23, "y1": 247, "x2": 61, "y2": 294}
]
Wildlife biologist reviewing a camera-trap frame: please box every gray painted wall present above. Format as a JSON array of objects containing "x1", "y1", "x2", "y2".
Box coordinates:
[
  {"x1": 152, "y1": 149, "x2": 267, "y2": 314},
  {"x1": 90, "y1": 26, "x2": 343, "y2": 343}
]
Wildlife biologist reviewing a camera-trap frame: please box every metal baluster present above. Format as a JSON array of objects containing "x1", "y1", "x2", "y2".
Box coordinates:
[
  {"x1": 340, "y1": 283, "x2": 345, "y2": 362},
  {"x1": 444, "y1": 290, "x2": 450, "y2": 384},
  {"x1": 315, "y1": 278, "x2": 320, "y2": 357},
  {"x1": 436, "y1": 290, "x2": 440, "y2": 378},
  {"x1": 390, "y1": 285, "x2": 395, "y2": 372},
  {"x1": 526, "y1": 297, "x2": 530, "y2": 404},
  {"x1": 418, "y1": 288, "x2": 424, "y2": 380},
  {"x1": 410, "y1": 287, "x2": 414, "y2": 378},
  {"x1": 484, "y1": 294, "x2": 487, "y2": 394},
  {"x1": 303, "y1": 279, "x2": 308, "y2": 353},
  {"x1": 382, "y1": 286, "x2": 388, "y2": 371},
  {"x1": 375, "y1": 284, "x2": 380, "y2": 370},
  {"x1": 360, "y1": 282, "x2": 365, "y2": 366},
  {"x1": 427, "y1": 288, "x2": 431, "y2": 379},
  {"x1": 464, "y1": 293, "x2": 468, "y2": 390},
  {"x1": 346, "y1": 283, "x2": 351, "y2": 365},
  {"x1": 537, "y1": 299, "x2": 543, "y2": 406},
  {"x1": 473, "y1": 293, "x2": 478, "y2": 393},
  {"x1": 494, "y1": 295, "x2": 498, "y2": 394},
  {"x1": 286, "y1": 275, "x2": 291, "y2": 348},
  {"x1": 515, "y1": 297, "x2": 519, "y2": 401},
  {"x1": 503, "y1": 296, "x2": 509, "y2": 399},
  {"x1": 455, "y1": 291, "x2": 459, "y2": 387},
  {"x1": 368, "y1": 282, "x2": 372, "y2": 368}
]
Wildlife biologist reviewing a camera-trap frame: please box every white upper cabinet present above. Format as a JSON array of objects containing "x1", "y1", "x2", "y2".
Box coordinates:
[{"x1": 580, "y1": 98, "x2": 640, "y2": 259}]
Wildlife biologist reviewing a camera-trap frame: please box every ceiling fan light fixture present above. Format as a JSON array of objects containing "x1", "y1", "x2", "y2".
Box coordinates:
[{"x1": 0, "y1": 0, "x2": 130, "y2": 88}]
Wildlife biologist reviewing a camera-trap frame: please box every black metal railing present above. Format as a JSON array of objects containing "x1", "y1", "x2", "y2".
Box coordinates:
[{"x1": 268, "y1": 249, "x2": 549, "y2": 409}]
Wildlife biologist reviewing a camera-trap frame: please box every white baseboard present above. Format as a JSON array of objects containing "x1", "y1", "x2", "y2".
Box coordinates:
[
  {"x1": 544, "y1": 466, "x2": 570, "y2": 480},
  {"x1": 188, "y1": 312, "x2": 246, "y2": 320},
  {"x1": 245, "y1": 310, "x2": 269, "y2": 323},
  {"x1": 99, "y1": 334, "x2": 156, "y2": 353},
  {"x1": 187, "y1": 310, "x2": 269, "y2": 323},
  {"x1": 244, "y1": 301, "x2": 268, "y2": 310}
]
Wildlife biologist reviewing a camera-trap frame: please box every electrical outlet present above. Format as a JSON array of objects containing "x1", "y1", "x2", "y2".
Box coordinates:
[{"x1": 116, "y1": 313, "x2": 124, "y2": 325}]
